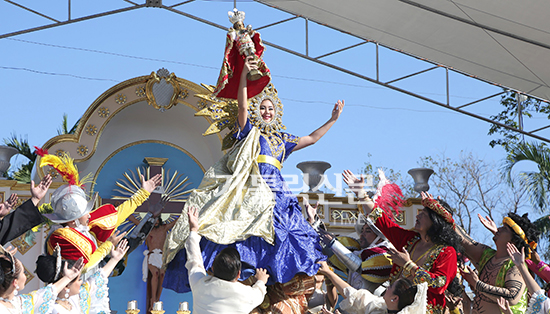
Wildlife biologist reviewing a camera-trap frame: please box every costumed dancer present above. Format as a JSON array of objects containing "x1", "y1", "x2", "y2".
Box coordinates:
[
  {"x1": 317, "y1": 261, "x2": 428, "y2": 314},
  {"x1": 35, "y1": 148, "x2": 161, "y2": 275},
  {"x1": 36, "y1": 240, "x2": 129, "y2": 314},
  {"x1": 344, "y1": 170, "x2": 461, "y2": 314},
  {"x1": 0, "y1": 245, "x2": 83, "y2": 314},
  {"x1": 163, "y1": 55, "x2": 344, "y2": 312},
  {"x1": 458, "y1": 212, "x2": 537, "y2": 314}
]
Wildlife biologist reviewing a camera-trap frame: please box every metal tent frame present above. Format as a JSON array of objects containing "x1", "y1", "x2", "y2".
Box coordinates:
[{"x1": 3, "y1": 0, "x2": 549, "y2": 142}]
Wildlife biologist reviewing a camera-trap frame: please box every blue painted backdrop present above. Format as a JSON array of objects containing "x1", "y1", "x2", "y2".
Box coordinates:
[{"x1": 94, "y1": 142, "x2": 205, "y2": 313}]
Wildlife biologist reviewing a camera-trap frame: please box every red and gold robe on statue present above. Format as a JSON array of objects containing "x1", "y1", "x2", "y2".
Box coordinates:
[
  {"x1": 47, "y1": 188, "x2": 150, "y2": 271},
  {"x1": 213, "y1": 28, "x2": 271, "y2": 99},
  {"x1": 369, "y1": 207, "x2": 457, "y2": 314}
]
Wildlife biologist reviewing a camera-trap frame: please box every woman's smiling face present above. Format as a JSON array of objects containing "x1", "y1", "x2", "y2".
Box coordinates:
[{"x1": 259, "y1": 99, "x2": 274, "y2": 122}]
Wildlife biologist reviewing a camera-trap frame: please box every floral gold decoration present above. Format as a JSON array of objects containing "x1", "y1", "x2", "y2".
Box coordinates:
[
  {"x1": 47, "y1": 168, "x2": 59, "y2": 179},
  {"x1": 136, "y1": 86, "x2": 146, "y2": 97},
  {"x1": 77, "y1": 145, "x2": 89, "y2": 157},
  {"x1": 115, "y1": 93, "x2": 127, "y2": 105},
  {"x1": 98, "y1": 107, "x2": 110, "y2": 118},
  {"x1": 179, "y1": 88, "x2": 189, "y2": 100},
  {"x1": 11, "y1": 233, "x2": 35, "y2": 255},
  {"x1": 54, "y1": 150, "x2": 65, "y2": 157},
  {"x1": 85, "y1": 124, "x2": 98, "y2": 136}
]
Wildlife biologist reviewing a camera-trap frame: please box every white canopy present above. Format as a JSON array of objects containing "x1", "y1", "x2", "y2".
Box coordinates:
[{"x1": 260, "y1": 0, "x2": 550, "y2": 101}]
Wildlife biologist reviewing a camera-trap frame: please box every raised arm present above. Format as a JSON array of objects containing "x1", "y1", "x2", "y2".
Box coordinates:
[
  {"x1": 507, "y1": 243, "x2": 541, "y2": 295},
  {"x1": 237, "y1": 57, "x2": 256, "y2": 130},
  {"x1": 293, "y1": 100, "x2": 344, "y2": 152},
  {"x1": 455, "y1": 221, "x2": 492, "y2": 266},
  {"x1": 53, "y1": 258, "x2": 84, "y2": 295},
  {"x1": 343, "y1": 170, "x2": 375, "y2": 214},
  {"x1": 462, "y1": 261, "x2": 526, "y2": 306},
  {"x1": 317, "y1": 261, "x2": 351, "y2": 297},
  {"x1": 101, "y1": 239, "x2": 130, "y2": 277}
]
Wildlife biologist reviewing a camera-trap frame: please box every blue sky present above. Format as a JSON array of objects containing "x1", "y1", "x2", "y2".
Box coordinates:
[{"x1": 0, "y1": 1, "x2": 542, "y2": 237}]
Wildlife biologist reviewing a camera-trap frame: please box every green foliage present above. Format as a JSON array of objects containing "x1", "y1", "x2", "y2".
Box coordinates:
[
  {"x1": 3, "y1": 114, "x2": 79, "y2": 183},
  {"x1": 57, "y1": 113, "x2": 80, "y2": 135},
  {"x1": 3, "y1": 134, "x2": 35, "y2": 162},
  {"x1": 489, "y1": 90, "x2": 550, "y2": 152},
  {"x1": 504, "y1": 142, "x2": 550, "y2": 212}
]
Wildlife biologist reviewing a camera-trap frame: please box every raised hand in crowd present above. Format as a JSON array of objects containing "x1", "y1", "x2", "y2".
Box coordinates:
[
  {"x1": 0, "y1": 193, "x2": 18, "y2": 217},
  {"x1": 31, "y1": 174, "x2": 53, "y2": 206},
  {"x1": 478, "y1": 214, "x2": 497, "y2": 235},
  {"x1": 141, "y1": 174, "x2": 162, "y2": 194},
  {"x1": 342, "y1": 170, "x2": 365, "y2": 197},
  {"x1": 254, "y1": 268, "x2": 270, "y2": 283},
  {"x1": 107, "y1": 230, "x2": 127, "y2": 247},
  {"x1": 497, "y1": 297, "x2": 513, "y2": 314},
  {"x1": 188, "y1": 206, "x2": 199, "y2": 232}
]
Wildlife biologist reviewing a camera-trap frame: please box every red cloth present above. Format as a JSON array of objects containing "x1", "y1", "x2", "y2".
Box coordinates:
[
  {"x1": 47, "y1": 228, "x2": 97, "y2": 264},
  {"x1": 213, "y1": 31, "x2": 271, "y2": 99},
  {"x1": 374, "y1": 210, "x2": 457, "y2": 313},
  {"x1": 89, "y1": 204, "x2": 118, "y2": 242},
  {"x1": 47, "y1": 204, "x2": 119, "y2": 263}
]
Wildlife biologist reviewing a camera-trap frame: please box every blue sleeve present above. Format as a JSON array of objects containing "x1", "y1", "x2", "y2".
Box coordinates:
[
  {"x1": 233, "y1": 119, "x2": 254, "y2": 141},
  {"x1": 281, "y1": 132, "x2": 300, "y2": 161}
]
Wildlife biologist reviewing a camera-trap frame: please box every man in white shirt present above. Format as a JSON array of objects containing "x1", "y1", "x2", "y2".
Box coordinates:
[{"x1": 186, "y1": 207, "x2": 269, "y2": 314}]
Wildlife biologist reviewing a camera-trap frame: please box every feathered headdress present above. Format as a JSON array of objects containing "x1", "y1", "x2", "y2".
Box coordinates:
[
  {"x1": 372, "y1": 169, "x2": 405, "y2": 219},
  {"x1": 35, "y1": 147, "x2": 91, "y2": 187}
]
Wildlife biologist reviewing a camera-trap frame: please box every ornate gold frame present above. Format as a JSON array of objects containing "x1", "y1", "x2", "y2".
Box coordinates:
[{"x1": 145, "y1": 71, "x2": 180, "y2": 111}]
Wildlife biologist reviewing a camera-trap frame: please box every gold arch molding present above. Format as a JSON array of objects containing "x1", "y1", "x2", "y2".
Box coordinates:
[
  {"x1": 91, "y1": 139, "x2": 206, "y2": 194},
  {"x1": 38, "y1": 70, "x2": 222, "y2": 179}
]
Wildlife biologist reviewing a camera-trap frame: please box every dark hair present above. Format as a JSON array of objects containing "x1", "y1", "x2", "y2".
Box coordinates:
[
  {"x1": 36, "y1": 256, "x2": 78, "y2": 284},
  {"x1": 446, "y1": 276, "x2": 464, "y2": 297},
  {"x1": 506, "y1": 212, "x2": 539, "y2": 252},
  {"x1": 424, "y1": 199, "x2": 463, "y2": 254},
  {"x1": 0, "y1": 254, "x2": 20, "y2": 295},
  {"x1": 212, "y1": 247, "x2": 241, "y2": 281},
  {"x1": 393, "y1": 278, "x2": 417, "y2": 310}
]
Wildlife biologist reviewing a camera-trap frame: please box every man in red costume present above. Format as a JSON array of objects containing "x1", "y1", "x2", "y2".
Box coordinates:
[
  {"x1": 344, "y1": 170, "x2": 460, "y2": 314},
  {"x1": 36, "y1": 148, "x2": 161, "y2": 274}
]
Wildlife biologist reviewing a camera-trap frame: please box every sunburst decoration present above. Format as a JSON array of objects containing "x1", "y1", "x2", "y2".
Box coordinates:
[
  {"x1": 110, "y1": 167, "x2": 192, "y2": 202},
  {"x1": 195, "y1": 83, "x2": 285, "y2": 150}
]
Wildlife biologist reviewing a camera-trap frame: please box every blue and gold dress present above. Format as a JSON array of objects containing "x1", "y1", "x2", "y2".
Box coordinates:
[{"x1": 163, "y1": 119, "x2": 325, "y2": 293}]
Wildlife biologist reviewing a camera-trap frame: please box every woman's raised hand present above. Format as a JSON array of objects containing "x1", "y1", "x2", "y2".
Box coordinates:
[{"x1": 330, "y1": 100, "x2": 344, "y2": 121}]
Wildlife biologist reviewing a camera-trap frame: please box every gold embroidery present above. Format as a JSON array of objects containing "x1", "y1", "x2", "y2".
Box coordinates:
[
  {"x1": 427, "y1": 303, "x2": 444, "y2": 314},
  {"x1": 413, "y1": 267, "x2": 447, "y2": 288},
  {"x1": 282, "y1": 132, "x2": 299, "y2": 145},
  {"x1": 52, "y1": 228, "x2": 93, "y2": 261},
  {"x1": 368, "y1": 207, "x2": 383, "y2": 223},
  {"x1": 260, "y1": 133, "x2": 285, "y2": 160}
]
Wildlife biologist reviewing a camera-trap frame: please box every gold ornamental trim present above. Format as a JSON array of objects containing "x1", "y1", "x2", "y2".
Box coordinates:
[
  {"x1": 144, "y1": 157, "x2": 169, "y2": 167},
  {"x1": 37, "y1": 74, "x2": 222, "y2": 179},
  {"x1": 145, "y1": 71, "x2": 180, "y2": 111}
]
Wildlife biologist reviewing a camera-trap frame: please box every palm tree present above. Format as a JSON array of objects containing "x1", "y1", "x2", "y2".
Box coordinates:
[
  {"x1": 3, "y1": 114, "x2": 79, "y2": 183},
  {"x1": 504, "y1": 141, "x2": 550, "y2": 212}
]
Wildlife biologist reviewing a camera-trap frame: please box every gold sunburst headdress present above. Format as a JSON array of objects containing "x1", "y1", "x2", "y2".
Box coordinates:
[{"x1": 195, "y1": 83, "x2": 285, "y2": 150}]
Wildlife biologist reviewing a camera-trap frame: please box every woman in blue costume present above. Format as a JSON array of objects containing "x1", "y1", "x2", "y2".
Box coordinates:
[{"x1": 162, "y1": 57, "x2": 344, "y2": 297}]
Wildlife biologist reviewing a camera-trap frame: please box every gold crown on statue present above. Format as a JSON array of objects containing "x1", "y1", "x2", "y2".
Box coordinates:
[
  {"x1": 194, "y1": 83, "x2": 285, "y2": 150},
  {"x1": 228, "y1": 8, "x2": 246, "y2": 25}
]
